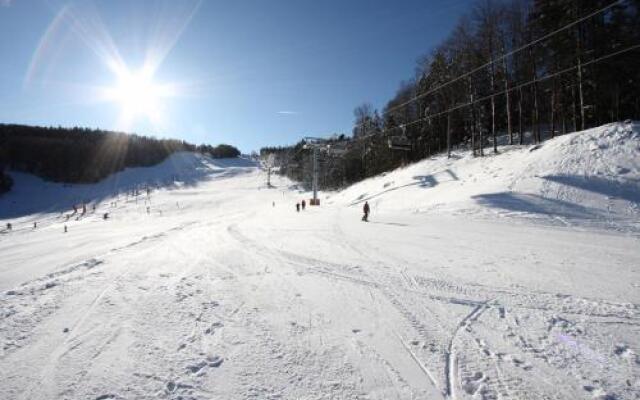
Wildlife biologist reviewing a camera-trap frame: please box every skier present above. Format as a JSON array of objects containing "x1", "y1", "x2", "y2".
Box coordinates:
[
  {"x1": 362, "y1": 201, "x2": 370, "y2": 222},
  {"x1": 6, "y1": 222, "x2": 12, "y2": 231},
  {"x1": 33, "y1": 222, "x2": 37, "y2": 229},
  {"x1": 296, "y1": 203, "x2": 300, "y2": 212},
  {"x1": 64, "y1": 225, "x2": 68, "y2": 233},
  {"x1": 301, "y1": 200, "x2": 306, "y2": 210}
]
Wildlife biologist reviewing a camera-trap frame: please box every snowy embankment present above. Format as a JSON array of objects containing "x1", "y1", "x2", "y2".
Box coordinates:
[
  {"x1": 0, "y1": 152, "x2": 256, "y2": 220},
  {"x1": 330, "y1": 121, "x2": 640, "y2": 234},
  {"x1": 0, "y1": 123, "x2": 638, "y2": 400}
]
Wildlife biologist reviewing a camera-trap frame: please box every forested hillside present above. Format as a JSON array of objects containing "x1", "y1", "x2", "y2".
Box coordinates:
[
  {"x1": 0, "y1": 124, "x2": 240, "y2": 186},
  {"x1": 0, "y1": 171, "x2": 12, "y2": 194},
  {"x1": 263, "y1": 0, "x2": 640, "y2": 190}
]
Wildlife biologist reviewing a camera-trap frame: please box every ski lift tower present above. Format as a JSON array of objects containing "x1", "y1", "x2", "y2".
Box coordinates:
[
  {"x1": 262, "y1": 153, "x2": 276, "y2": 187},
  {"x1": 303, "y1": 137, "x2": 329, "y2": 205}
]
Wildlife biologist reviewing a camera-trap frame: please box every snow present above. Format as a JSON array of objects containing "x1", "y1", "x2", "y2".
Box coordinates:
[
  {"x1": 1, "y1": 122, "x2": 639, "y2": 400},
  {"x1": 331, "y1": 121, "x2": 640, "y2": 234}
]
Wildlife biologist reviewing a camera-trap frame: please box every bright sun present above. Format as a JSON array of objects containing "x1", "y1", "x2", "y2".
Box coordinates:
[
  {"x1": 105, "y1": 65, "x2": 172, "y2": 129},
  {"x1": 112, "y1": 69, "x2": 160, "y2": 117}
]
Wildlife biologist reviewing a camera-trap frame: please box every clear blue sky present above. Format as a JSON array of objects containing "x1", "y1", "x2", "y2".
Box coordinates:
[{"x1": 0, "y1": 0, "x2": 473, "y2": 152}]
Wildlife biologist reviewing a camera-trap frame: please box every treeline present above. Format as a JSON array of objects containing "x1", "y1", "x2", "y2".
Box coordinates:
[
  {"x1": 196, "y1": 143, "x2": 241, "y2": 158},
  {"x1": 0, "y1": 172, "x2": 12, "y2": 194},
  {"x1": 261, "y1": 134, "x2": 353, "y2": 190},
  {"x1": 263, "y1": 0, "x2": 639, "y2": 190},
  {"x1": 0, "y1": 124, "x2": 240, "y2": 185}
]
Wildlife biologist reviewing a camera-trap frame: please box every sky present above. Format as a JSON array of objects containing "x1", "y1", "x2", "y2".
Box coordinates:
[{"x1": 0, "y1": 0, "x2": 474, "y2": 152}]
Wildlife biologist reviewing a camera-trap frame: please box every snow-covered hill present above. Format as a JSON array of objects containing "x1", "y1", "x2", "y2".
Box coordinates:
[
  {"x1": 330, "y1": 121, "x2": 640, "y2": 234},
  {"x1": 0, "y1": 152, "x2": 257, "y2": 220},
  {"x1": 0, "y1": 123, "x2": 638, "y2": 400}
]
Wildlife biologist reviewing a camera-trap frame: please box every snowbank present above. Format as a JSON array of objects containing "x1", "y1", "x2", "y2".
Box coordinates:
[{"x1": 330, "y1": 121, "x2": 640, "y2": 233}]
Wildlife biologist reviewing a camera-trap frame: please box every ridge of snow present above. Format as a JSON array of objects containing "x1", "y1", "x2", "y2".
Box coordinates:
[{"x1": 329, "y1": 121, "x2": 640, "y2": 233}]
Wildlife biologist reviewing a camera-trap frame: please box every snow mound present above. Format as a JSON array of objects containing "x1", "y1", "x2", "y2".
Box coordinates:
[
  {"x1": 0, "y1": 152, "x2": 257, "y2": 219},
  {"x1": 330, "y1": 122, "x2": 640, "y2": 232}
]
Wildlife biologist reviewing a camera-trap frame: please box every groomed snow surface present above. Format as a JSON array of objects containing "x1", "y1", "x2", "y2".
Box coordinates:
[{"x1": 1, "y1": 122, "x2": 639, "y2": 400}]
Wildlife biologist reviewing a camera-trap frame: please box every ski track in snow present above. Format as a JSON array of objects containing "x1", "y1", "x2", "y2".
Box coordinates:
[{"x1": 1, "y1": 124, "x2": 639, "y2": 399}]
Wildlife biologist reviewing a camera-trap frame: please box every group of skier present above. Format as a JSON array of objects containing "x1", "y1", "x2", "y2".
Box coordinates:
[{"x1": 293, "y1": 199, "x2": 370, "y2": 222}]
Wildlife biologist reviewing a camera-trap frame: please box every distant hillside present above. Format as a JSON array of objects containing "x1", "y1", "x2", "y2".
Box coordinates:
[
  {"x1": 0, "y1": 171, "x2": 12, "y2": 194},
  {"x1": 0, "y1": 124, "x2": 239, "y2": 186},
  {"x1": 0, "y1": 152, "x2": 257, "y2": 219}
]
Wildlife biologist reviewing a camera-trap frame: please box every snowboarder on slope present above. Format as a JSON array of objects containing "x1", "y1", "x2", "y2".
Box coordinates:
[
  {"x1": 301, "y1": 200, "x2": 306, "y2": 210},
  {"x1": 362, "y1": 201, "x2": 370, "y2": 222},
  {"x1": 296, "y1": 203, "x2": 300, "y2": 212}
]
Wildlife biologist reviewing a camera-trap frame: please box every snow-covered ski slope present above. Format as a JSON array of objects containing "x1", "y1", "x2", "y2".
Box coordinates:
[
  {"x1": 330, "y1": 121, "x2": 640, "y2": 234},
  {"x1": 0, "y1": 122, "x2": 638, "y2": 400}
]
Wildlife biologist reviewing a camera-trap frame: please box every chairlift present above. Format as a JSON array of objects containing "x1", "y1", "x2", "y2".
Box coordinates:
[
  {"x1": 388, "y1": 124, "x2": 412, "y2": 151},
  {"x1": 388, "y1": 136, "x2": 412, "y2": 151},
  {"x1": 326, "y1": 143, "x2": 347, "y2": 156}
]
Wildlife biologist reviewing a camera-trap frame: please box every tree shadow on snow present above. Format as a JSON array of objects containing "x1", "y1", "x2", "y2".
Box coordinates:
[
  {"x1": 412, "y1": 175, "x2": 438, "y2": 188},
  {"x1": 543, "y1": 175, "x2": 640, "y2": 203},
  {"x1": 350, "y1": 169, "x2": 458, "y2": 206},
  {"x1": 413, "y1": 169, "x2": 458, "y2": 188},
  {"x1": 472, "y1": 192, "x2": 602, "y2": 220},
  {"x1": 349, "y1": 181, "x2": 423, "y2": 205}
]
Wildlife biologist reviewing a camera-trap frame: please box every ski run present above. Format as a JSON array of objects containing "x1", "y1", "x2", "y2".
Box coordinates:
[{"x1": 1, "y1": 122, "x2": 639, "y2": 400}]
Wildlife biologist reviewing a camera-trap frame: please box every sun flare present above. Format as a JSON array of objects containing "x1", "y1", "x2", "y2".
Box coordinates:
[
  {"x1": 105, "y1": 66, "x2": 170, "y2": 127},
  {"x1": 114, "y1": 71, "x2": 158, "y2": 114},
  {"x1": 106, "y1": 66, "x2": 174, "y2": 129}
]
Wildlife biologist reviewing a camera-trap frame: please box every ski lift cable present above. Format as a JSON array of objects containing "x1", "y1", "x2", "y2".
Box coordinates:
[
  {"x1": 285, "y1": 35, "x2": 636, "y2": 155},
  {"x1": 331, "y1": 42, "x2": 639, "y2": 141},
  {"x1": 389, "y1": 42, "x2": 640, "y2": 131},
  {"x1": 351, "y1": 0, "x2": 627, "y2": 135}
]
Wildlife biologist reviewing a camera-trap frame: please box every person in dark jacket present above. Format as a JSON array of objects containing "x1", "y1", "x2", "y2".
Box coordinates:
[
  {"x1": 301, "y1": 200, "x2": 306, "y2": 210},
  {"x1": 362, "y1": 201, "x2": 370, "y2": 221},
  {"x1": 296, "y1": 203, "x2": 300, "y2": 212}
]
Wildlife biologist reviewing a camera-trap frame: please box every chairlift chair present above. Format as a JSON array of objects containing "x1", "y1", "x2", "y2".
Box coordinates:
[
  {"x1": 388, "y1": 125, "x2": 412, "y2": 151},
  {"x1": 327, "y1": 143, "x2": 347, "y2": 156},
  {"x1": 388, "y1": 136, "x2": 412, "y2": 151}
]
